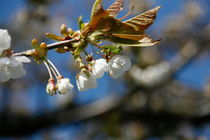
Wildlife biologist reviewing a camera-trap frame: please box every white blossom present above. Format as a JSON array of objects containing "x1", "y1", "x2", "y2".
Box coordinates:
[
  {"x1": 57, "y1": 78, "x2": 74, "y2": 94},
  {"x1": 13, "y1": 56, "x2": 31, "y2": 63},
  {"x1": 0, "y1": 57, "x2": 30, "y2": 82},
  {"x1": 108, "y1": 55, "x2": 131, "y2": 78},
  {"x1": 0, "y1": 29, "x2": 31, "y2": 83},
  {"x1": 0, "y1": 29, "x2": 11, "y2": 54},
  {"x1": 92, "y1": 58, "x2": 108, "y2": 78},
  {"x1": 76, "y1": 71, "x2": 97, "y2": 91}
]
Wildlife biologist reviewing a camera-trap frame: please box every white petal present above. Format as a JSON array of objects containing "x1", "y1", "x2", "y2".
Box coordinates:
[
  {"x1": 0, "y1": 67, "x2": 10, "y2": 82},
  {"x1": 13, "y1": 56, "x2": 31, "y2": 63},
  {"x1": 92, "y1": 58, "x2": 108, "y2": 78},
  {"x1": 0, "y1": 57, "x2": 26, "y2": 82},
  {"x1": 108, "y1": 55, "x2": 131, "y2": 78},
  {"x1": 86, "y1": 72, "x2": 97, "y2": 89},
  {"x1": 76, "y1": 71, "x2": 97, "y2": 91},
  {"x1": 0, "y1": 29, "x2": 11, "y2": 53},
  {"x1": 58, "y1": 78, "x2": 74, "y2": 94},
  {"x1": 108, "y1": 67, "x2": 125, "y2": 78}
]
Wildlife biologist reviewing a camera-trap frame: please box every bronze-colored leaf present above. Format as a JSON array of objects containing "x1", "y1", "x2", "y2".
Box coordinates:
[
  {"x1": 90, "y1": 0, "x2": 109, "y2": 23},
  {"x1": 94, "y1": 17, "x2": 143, "y2": 34},
  {"x1": 98, "y1": 33, "x2": 160, "y2": 47},
  {"x1": 83, "y1": 1, "x2": 161, "y2": 48},
  {"x1": 82, "y1": 0, "x2": 109, "y2": 36},
  {"x1": 124, "y1": 6, "x2": 161, "y2": 31},
  {"x1": 111, "y1": 34, "x2": 147, "y2": 41},
  {"x1": 107, "y1": 0, "x2": 123, "y2": 17}
]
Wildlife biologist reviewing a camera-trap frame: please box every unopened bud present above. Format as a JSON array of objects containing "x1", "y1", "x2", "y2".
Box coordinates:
[
  {"x1": 46, "y1": 78, "x2": 57, "y2": 95},
  {"x1": 31, "y1": 39, "x2": 39, "y2": 49},
  {"x1": 86, "y1": 54, "x2": 93, "y2": 62},
  {"x1": 60, "y1": 24, "x2": 69, "y2": 37},
  {"x1": 45, "y1": 33, "x2": 63, "y2": 41},
  {"x1": 40, "y1": 42, "x2": 47, "y2": 49},
  {"x1": 56, "y1": 47, "x2": 66, "y2": 53},
  {"x1": 68, "y1": 27, "x2": 74, "y2": 35}
]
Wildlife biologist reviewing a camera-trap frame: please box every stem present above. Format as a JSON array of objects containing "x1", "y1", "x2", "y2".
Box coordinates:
[
  {"x1": 44, "y1": 61, "x2": 53, "y2": 79},
  {"x1": 87, "y1": 38, "x2": 103, "y2": 49},
  {"x1": 50, "y1": 66, "x2": 59, "y2": 79},
  {"x1": 84, "y1": 50, "x2": 89, "y2": 56},
  {"x1": 12, "y1": 39, "x2": 78, "y2": 57},
  {"x1": 46, "y1": 59, "x2": 61, "y2": 76}
]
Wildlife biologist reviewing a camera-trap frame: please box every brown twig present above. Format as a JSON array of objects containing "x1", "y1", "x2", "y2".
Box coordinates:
[{"x1": 12, "y1": 39, "x2": 78, "y2": 57}]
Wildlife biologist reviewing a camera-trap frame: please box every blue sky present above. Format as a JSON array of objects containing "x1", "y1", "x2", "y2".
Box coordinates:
[
  {"x1": 0, "y1": 0, "x2": 210, "y2": 139},
  {"x1": 0, "y1": 0, "x2": 209, "y2": 103}
]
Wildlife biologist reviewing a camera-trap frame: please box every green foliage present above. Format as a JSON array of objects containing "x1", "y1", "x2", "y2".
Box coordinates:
[
  {"x1": 103, "y1": 45, "x2": 122, "y2": 54},
  {"x1": 78, "y1": 16, "x2": 85, "y2": 31}
]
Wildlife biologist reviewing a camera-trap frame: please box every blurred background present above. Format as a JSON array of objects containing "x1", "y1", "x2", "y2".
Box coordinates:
[{"x1": 0, "y1": 0, "x2": 210, "y2": 139}]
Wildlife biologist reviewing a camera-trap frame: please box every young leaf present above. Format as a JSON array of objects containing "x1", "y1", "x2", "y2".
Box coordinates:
[
  {"x1": 124, "y1": 6, "x2": 161, "y2": 31},
  {"x1": 78, "y1": 16, "x2": 85, "y2": 31},
  {"x1": 103, "y1": 45, "x2": 122, "y2": 54},
  {"x1": 93, "y1": 17, "x2": 142, "y2": 34},
  {"x1": 90, "y1": 0, "x2": 103, "y2": 22},
  {"x1": 107, "y1": 0, "x2": 123, "y2": 17},
  {"x1": 73, "y1": 42, "x2": 88, "y2": 55},
  {"x1": 89, "y1": 0, "x2": 109, "y2": 27},
  {"x1": 110, "y1": 34, "x2": 149, "y2": 41},
  {"x1": 92, "y1": 6, "x2": 160, "y2": 35},
  {"x1": 82, "y1": 0, "x2": 109, "y2": 36},
  {"x1": 99, "y1": 34, "x2": 160, "y2": 47}
]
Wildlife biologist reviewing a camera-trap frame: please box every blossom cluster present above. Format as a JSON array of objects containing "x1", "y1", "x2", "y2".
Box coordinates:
[
  {"x1": 0, "y1": 29, "x2": 30, "y2": 82},
  {"x1": 0, "y1": 0, "x2": 160, "y2": 95},
  {"x1": 76, "y1": 55, "x2": 131, "y2": 91},
  {"x1": 44, "y1": 54, "x2": 131, "y2": 94},
  {"x1": 0, "y1": 28, "x2": 132, "y2": 95}
]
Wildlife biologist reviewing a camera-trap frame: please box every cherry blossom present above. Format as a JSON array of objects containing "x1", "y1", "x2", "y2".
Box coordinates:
[
  {"x1": 57, "y1": 78, "x2": 74, "y2": 94},
  {"x1": 108, "y1": 55, "x2": 131, "y2": 78},
  {"x1": 92, "y1": 58, "x2": 108, "y2": 78},
  {"x1": 76, "y1": 71, "x2": 97, "y2": 91},
  {"x1": 0, "y1": 29, "x2": 31, "y2": 82}
]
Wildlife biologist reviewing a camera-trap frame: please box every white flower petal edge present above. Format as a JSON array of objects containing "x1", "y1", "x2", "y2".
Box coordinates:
[
  {"x1": 0, "y1": 57, "x2": 26, "y2": 82},
  {"x1": 92, "y1": 58, "x2": 108, "y2": 78},
  {"x1": 76, "y1": 71, "x2": 97, "y2": 91},
  {"x1": 108, "y1": 55, "x2": 131, "y2": 79},
  {"x1": 58, "y1": 78, "x2": 74, "y2": 94},
  {"x1": 0, "y1": 29, "x2": 11, "y2": 54},
  {"x1": 0, "y1": 29, "x2": 31, "y2": 83},
  {"x1": 13, "y1": 56, "x2": 31, "y2": 63}
]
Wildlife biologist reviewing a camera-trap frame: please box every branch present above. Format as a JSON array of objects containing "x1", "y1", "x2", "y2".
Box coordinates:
[
  {"x1": 0, "y1": 94, "x2": 122, "y2": 136},
  {"x1": 0, "y1": 82, "x2": 209, "y2": 137},
  {"x1": 12, "y1": 39, "x2": 78, "y2": 57}
]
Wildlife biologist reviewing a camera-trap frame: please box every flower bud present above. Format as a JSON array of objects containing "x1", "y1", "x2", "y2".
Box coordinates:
[
  {"x1": 108, "y1": 55, "x2": 131, "y2": 78},
  {"x1": 57, "y1": 78, "x2": 74, "y2": 94},
  {"x1": 92, "y1": 58, "x2": 108, "y2": 78},
  {"x1": 60, "y1": 24, "x2": 69, "y2": 37},
  {"x1": 76, "y1": 70, "x2": 97, "y2": 91},
  {"x1": 46, "y1": 78, "x2": 57, "y2": 95},
  {"x1": 86, "y1": 54, "x2": 93, "y2": 62},
  {"x1": 45, "y1": 33, "x2": 63, "y2": 41}
]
